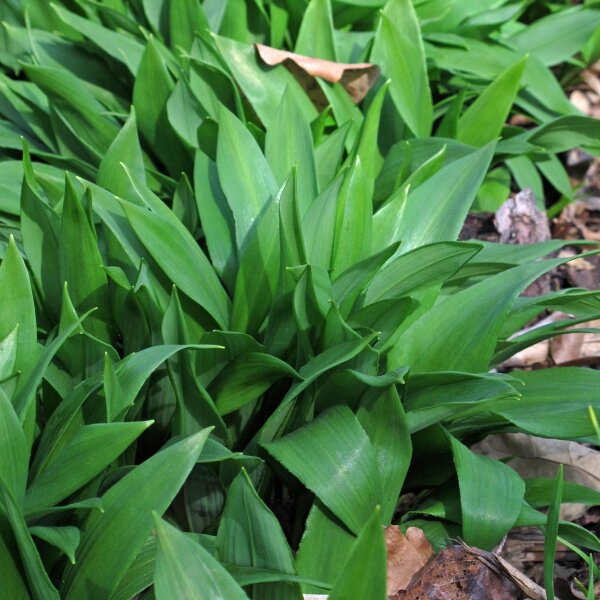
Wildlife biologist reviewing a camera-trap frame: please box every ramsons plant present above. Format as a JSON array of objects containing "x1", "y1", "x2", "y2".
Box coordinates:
[{"x1": 0, "y1": 0, "x2": 600, "y2": 598}]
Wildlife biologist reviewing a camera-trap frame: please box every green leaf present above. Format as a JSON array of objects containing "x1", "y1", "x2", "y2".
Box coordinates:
[
  {"x1": 0, "y1": 481, "x2": 60, "y2": 600},
  {"x1": 394, "y1": 144, "x2": 495, "y2": 253},
  {"x1": 389, "y1": 257, "x2": 566, "y2": 373},
  {"x1": 132, "y1": 38, "x2": 190, "y2": 176},
  {"x1": 449, "y1": 434, "x2": 525, "y2": 550},
  {"x1": 328, "y1": 508, "x2": 386, "y2": 600},
  {"x1": 508, "y1": 7, "x2": 600, "y2": 66},
  {"x1": 366, "y1": 242, "x2": 482, "y2": 304},
  {"x1": 210, "y1": 352, "x2": 300, "y2": 416},
  {"x1": 153, "y1": 515, "x2": 248, "y2": 600},
  {"x1": 215, "y1": 36, "x2": 317, "y2": 128},
  {"x1": 264, "y1": 405, "x2": 382, "y2": 535},
  {"x1": 296, "y1": 502, "x2": 355, "y2": 593},
  {"x1": 62, "y1": 429, "x2": 212, "y2": 600},
  {"x1": 29, "y1": 526, "x2": 80, "y2": 565},
  {"x1": 231, "y1": 178, "x2": 284, "y2": 334},
  {"x1": 265, "y1": 87, "x2": 318, "y2": 216},
  {"x1": 216, "y1": 469, "x2": 301, "y2": 600},
  {"x1": 0, "y1": 236, "x2": 37, "y2": 396},
  {"x1": 491, "y1": 368, "x2": 600, "y2": 439},
  {"x1": 457, "y1": 56, "x2": 527, "y2": 147},
  {"x1": 357, "y1": 385, "x2": 411, "y2": 525},
  {"x1": 120, "y1": 199, "x2": 230, "y2": 329},
  {"x1": 60, "y1": 175, "x2": 110, "y2": 342},
  {"x1": 0, "y1": 388, "x2": 28, "y2": 503},
  {"x1": 20, "y1": 141, "x2": 61, "y2": 317},
  {"x1": 295, "y1": 0, "x2": 337, "y2": 61},
  {"x1": 25, "y1": 421, "x2": 153, "y2": 515},
  {"x1": 97, "y1": 108, "x2": 147, "y2": 202},
  {"x1": 371, "y1": 1, "x2": 432, "y2": 137},
  {"x1": 544, "y1": 466, "x2": 563, "y2": 600},
  {"x1": 217, "y1": 105, "x2": 278, "y2": 248},
  {"x1": 193, "y1": 150, "x2": 237, "y2": 289},
  {"x1": 331, "y1": 158, "x2": 372, "y2": 275},
  {"x1": 169, "y1": 0, "x2": 210, "y2": 52}
]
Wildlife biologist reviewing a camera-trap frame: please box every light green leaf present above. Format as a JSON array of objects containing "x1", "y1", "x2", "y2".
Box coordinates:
[
  {"x1": 264, "y1": 405, "x2": 382, "y2": 534},
  {"x1": 217, "y1": 105, "x2": 278, "y2": 248},
  {"x1": 328, "y1": 508, "x2": 386, "y2": 600},
  {"x1": 120, "y1": 199, "x2": 230, "y2": 329},
  {"x1": 154, "y1": 515, "x2": 248, "y2": 600},
  {"x1": 371, "y1": 2, "x2": 432, "y2": 137},
  {"x1": 0, "y1": 388, "x2": 28, "y2": 503},
  {"x1": 25, "y1": 421, "x2": 153, "y2": 515},
  {"x1": 62, "y1": 429, "x2": 212, "y2": 600},
  {"x1": 450, "y1": 434, "x2": 524, "y2": 550},
  {"x1": 216, "y1": 469, "x2": 301, "y2": 600},
  {"x1": 457, "y1": 56, "x2": 527, "y2": 147},
  {"x1": 295, "y1": 0, "x2": 337, "y2": 61},
  {"x1": 29, "y1": 526, "x2": 80, "y2": 565}
]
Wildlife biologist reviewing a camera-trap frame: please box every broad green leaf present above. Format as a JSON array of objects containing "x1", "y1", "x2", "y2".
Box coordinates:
[
  {"x1": 296, "y1": 502, "x2": 355, "y2": 594},
  {"x1": 154, "y1": 513, "x2": 247, "y2": 600},
  {"x1": 120, "y1": 199, "x2": 230, "y2": 329},
  {"x1": 265, "y1": 87, "x2": 318, "y2": 216},
  {"x1": 153, "y1": 515, "x2": 248, "y2": 600},
  {"x1": 492, "y1": 368, "x2": 600, "y2": 439},
  {"x1": 315, "y1": 122, "x2": 351, "y2": 192},
  {"x1": 366, "y1": 242, "x2": 482, "y2": 304},
  {"x1": 194, "y1": 150, "x2": 237, "y2": 289},
  {"x1": 169, "y1": 0, "x2": 210, "y2": 52},
  {"x1": 0, "y1": 388, "x2": 28, "y2": 503},
  {"x1": 0, "y1": 481, "x2": 59, "y2": 600},
  {"x1": 0, "y1": 530, "x2": 30, "y2": 600},
  {"x1": 457, "y1": 56, "x2": 527, "y2": 147},
  {"x1": 217, "y1": 105, "x2": 278, "y2": 248},
  {"x1": 97, "y1": 108, "x2": 146, "y2": 202},
  {"x1": 528, "y1": 116, "x2": 600, "y2": 153},
  {"x1": 29, "y1": 526, "x2": 80, "y2": 565},
  {"x1": 22, "y1": 63, "x2": 120, "y2": 164},
  {"x1": 544, "y1": 466, "x2": 563, "y2": 600},
  {"x1": 295, "y1": 0, "x2": 337, "y2": 61},
  {"x1": 60, "y1": 176, "x2": 110, "y2": 342},
  {"x1": 328, "y1": 509, "x2": 386, "y2": 600},
  {"x1": 25, "y1": 421, "x2": 152, "y2": 515},
  {"x1": 371, "y1": 2, "x2": 432, "y2": 136},
  {"x1": 0, "y1": 236, "x2": 37, "y2": 396},
  {"x1": 216, "y1": 469, "x2": 301, "y2": 600},
  {"x1": 62, "y1": 429, "x2": 212, "y2": 600},
  {"x1": 389, "y1": 257, "x2": 567, "y2": 373},
  {"x1": 132, "y1": 38, "x2": 190, "y2": 176},
  {"x1": 167, "y1": 78, "x2": 205, "y2": 149},
  {"x1": 264, "y1": 405, "x2": 382, "y2": 534},
  {"x1": 332, "y1": 157, "x2": 372, "y2": 275},
  {"x1": 210, "y1": 352, "x2": 300, "y2": 415},
  {"x1": 357, "y1": 386, "x2": 411, "y2": 524},
  {"x1": 449, "y1": 434, "x2": 524, "y2": 549},
  {"x1": 20, "y1": 142, "x2": 62, "y2": 316},
  {"x1": 231, "y1": 178, "x2": 284, "y2": 334},
  {"x1": 508, "y1": 7, "x2": 600, "y2": 66},
  {"x1": 51, "y1": 4, "x2": 144, "y2": 73},
  {"x1": 394, "y1": 144, "x2": 495, "y2": 253}
]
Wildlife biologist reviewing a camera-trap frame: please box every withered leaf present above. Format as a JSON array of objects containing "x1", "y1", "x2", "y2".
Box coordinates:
[
  {"x1": 386, "y1": 525, "x2": 433, "y2": 597},
  {"x1": 255, "y1": 44, "x2": 380, "y2": 108}
]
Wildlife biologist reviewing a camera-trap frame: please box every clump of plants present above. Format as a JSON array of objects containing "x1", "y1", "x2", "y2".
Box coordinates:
[{"x1": 1, "y1": 0, "x2": 600, "y2": 598}]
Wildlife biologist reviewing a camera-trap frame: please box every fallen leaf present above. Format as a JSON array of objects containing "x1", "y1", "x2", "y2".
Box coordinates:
[
  {"x1": 385, "y1": 525, "x2": 433, "y2": 597},
  {"x1": 473, "y1": 433, "x2": 600, "y2": 521},
  {"x1": 255, "y1": 44, "x2": 380, "y2": 107},
  {"x1": 551, "y1": 319, "x2": 600, "y2": 366},
  {"x1": 395, "y1": 544, "x2": 521, "y2": 599}
]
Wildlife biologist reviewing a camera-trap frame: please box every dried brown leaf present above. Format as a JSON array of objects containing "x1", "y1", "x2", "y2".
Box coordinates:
[
  {"x1": 385, "y1": 525, "x2": 433, "y2": 597},
  {"x1": 255, "y1": 44, "x2": 380, "y2": 107}
]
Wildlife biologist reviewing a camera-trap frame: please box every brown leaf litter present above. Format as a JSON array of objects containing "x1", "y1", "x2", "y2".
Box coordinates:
[{"x1": 255, "y1": 44, "x2": 380, "y2": 109}]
